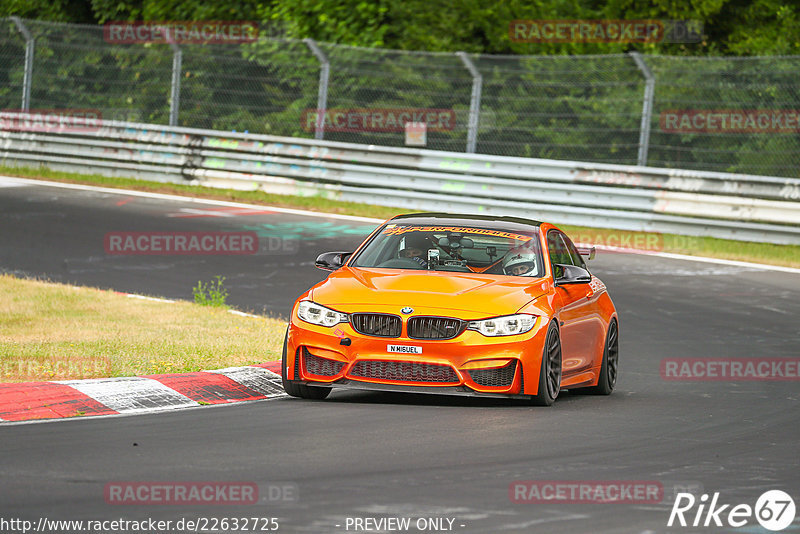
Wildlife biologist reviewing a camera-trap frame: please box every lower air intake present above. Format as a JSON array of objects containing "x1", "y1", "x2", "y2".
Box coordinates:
[
  {"x1": 349, "y1": 360, "x2": 459, "y2": 383},
  {"x1": 467, "y1": 361, "x2": 517, "y2": 387},
  {"x1": 303, "y1": 349, "x2": 345, "y2": 377}
]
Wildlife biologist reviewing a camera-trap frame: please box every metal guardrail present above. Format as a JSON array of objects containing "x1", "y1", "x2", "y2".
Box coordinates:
[{"x1": 2, "y1": 113, "x2": 800, "y2": 245}]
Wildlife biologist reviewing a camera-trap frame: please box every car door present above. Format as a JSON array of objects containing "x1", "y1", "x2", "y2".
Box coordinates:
[{"x1": 547, "y1": 230, "x2": 600, "y2": 379}]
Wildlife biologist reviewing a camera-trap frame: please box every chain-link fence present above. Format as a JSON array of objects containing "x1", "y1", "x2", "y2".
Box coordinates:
[{"x1": 2, "y1": 18, "x2": 799, "y2": 177}]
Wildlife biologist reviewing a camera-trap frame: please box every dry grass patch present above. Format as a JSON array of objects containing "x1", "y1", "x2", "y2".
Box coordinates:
[{"x1": 0, "y1": 274, "x2": 286, "y2": 382}]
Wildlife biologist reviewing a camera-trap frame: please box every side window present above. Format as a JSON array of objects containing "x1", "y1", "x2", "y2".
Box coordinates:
[
  {"x1": 562, "y1": 234, "x2": 587, "y2": 270},
  {"x1": 547, "y1": 231, "x2": 573, "y2": 278}
]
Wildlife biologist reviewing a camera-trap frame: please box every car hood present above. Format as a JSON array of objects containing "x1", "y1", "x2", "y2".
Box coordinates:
[{"x1": 310, "y1": 267, "x2": 549, "y2": 317}]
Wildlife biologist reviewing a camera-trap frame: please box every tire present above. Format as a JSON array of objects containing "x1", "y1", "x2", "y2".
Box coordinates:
[
  {"x1": 281, "y1": 328, "x2": 303, "y2": 398},
  {"x1": 579, "y1": 319, "x2": 619, "y2": 395},
  {"x1": 297, "y1": 384, "x2": 332, "y2": 400},
  {"x1": 281, "y1": 329, "x2": 332, "y2": 400},
  {"x1": 529, "y1": 320, "x2": 562, "y2": 406}
]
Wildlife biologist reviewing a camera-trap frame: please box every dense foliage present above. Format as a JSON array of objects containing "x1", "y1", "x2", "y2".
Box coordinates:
[{"x1": 2, "y1": 0, "x2": 799, "y2": 56}]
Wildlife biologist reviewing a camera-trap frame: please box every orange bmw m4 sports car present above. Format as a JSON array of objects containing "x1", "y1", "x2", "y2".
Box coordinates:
[{"x1": 282, "y1": 213, "x2": 618, "y2": 405}]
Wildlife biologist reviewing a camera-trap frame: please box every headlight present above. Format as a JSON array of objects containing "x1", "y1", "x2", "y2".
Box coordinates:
[
  {"x1": 296, "y1": 301, "x2": 349, "y2": 327},
  {"x1": 468, "y1": 314, "x2": 536, "y2": 336}
]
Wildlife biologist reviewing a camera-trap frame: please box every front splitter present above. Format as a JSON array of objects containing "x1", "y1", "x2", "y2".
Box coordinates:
[{"x1": 299, "y1": 379, "x2": 530, "y2": 399}]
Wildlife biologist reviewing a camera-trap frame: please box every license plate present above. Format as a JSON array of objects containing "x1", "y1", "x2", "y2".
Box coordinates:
[{"x1": 387, "y1": 344, "x2": 422, "y2": 354}]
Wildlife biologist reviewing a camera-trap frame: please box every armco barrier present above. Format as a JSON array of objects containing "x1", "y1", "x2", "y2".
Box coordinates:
[{"x1": 1, "y1": 113, "x2": 799, "y2": 245}]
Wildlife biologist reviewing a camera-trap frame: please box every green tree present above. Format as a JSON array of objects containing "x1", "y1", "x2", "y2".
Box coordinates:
[{"x1": 3, "y1": 0, "x2": 799, "y2": 56}]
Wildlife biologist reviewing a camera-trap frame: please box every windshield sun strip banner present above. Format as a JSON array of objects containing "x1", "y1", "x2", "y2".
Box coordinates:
[{"x1": 382, "y1": 225, "x2": 532, "y2": 242}]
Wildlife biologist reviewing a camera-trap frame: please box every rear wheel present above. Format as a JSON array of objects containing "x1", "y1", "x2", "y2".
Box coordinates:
[
  {"x1": 578, "y1": 319, "x2": 618, "y2": 395},
  {"x1": 529, "y1": 321, "x2": 562, "y2": 406},
  {"x1": 281, "y1": 329, "x2": 331, "y2": 400}
]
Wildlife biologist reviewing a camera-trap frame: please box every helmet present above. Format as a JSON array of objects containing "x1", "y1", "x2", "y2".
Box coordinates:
[{"x1": 503, "y1": 247, "x2": 538, "y2": 276}]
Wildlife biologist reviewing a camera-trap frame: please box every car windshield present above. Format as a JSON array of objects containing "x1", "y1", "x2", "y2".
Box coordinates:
[{"x1": 349, "y1": 223, "x2": 544, "y2": 278}]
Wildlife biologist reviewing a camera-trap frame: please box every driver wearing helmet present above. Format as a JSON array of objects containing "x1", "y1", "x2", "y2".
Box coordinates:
[
  {"x1": 399, "y1": 233, "x2": 430, "y2": 268},
  {"x1": 502, "y1": 247, "x2": 538, "y2": 276}
]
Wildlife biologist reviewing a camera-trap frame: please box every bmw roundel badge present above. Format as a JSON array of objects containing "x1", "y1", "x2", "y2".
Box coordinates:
[{"x1": 401, "y1": 307, "x2": 414, "y2": 314}]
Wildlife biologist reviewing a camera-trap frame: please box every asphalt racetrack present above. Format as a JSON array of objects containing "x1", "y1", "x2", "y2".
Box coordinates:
[{"x1": 1, "y1": 177, "x2": 798, "y2": 534}]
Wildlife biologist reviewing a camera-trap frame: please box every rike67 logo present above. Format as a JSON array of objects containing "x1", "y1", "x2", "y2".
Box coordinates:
[{"x1": 668, "y1": 490, "x2": 796, "y2": 531}]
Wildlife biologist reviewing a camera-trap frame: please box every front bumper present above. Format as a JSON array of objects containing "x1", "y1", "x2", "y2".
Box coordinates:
[{"x1": 285, "y1": 311, "x2": 549, "y2": 397}]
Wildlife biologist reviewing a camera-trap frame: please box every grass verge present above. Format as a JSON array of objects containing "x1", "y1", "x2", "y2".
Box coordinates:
[
  {"x1": 1, "y1": 165, "x2": 798, "y2": 268},
  {"x1": 0, "y1": 274, "x2": 286, "y2": 383}
]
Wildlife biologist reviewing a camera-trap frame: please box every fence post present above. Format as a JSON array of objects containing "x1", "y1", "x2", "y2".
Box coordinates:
[
  {"x1": 10, "y1": 17, "x2": 34, "y2": 111},
  {"x1": 304, "y1": 38, "x2": 330, "y2": 141},
  {"x1": 629, "y1": 52, "x2": 655, "y2": 167},
  {"x1": 169, "y1": 42, "x2": 182, "y2": 127},
  {"x1": 456, "y1": 51, "x2": 482, "y2": 154}
]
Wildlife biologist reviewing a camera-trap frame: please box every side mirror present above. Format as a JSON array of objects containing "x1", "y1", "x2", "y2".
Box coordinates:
[
  {"x1": 315, "y1": 251, "x2": 353, "y2": 271},
  {"x1": 554, "y1": 264, "x2": 592, "y2": 285}
]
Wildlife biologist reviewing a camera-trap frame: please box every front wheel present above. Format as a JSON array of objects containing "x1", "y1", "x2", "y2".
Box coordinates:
[
  {"x1": 281, "y1": 329, "x2": 332, "y2": 400},
  {"x1": 529, "y1": 321, "x2": 562, "y2": 406}
]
